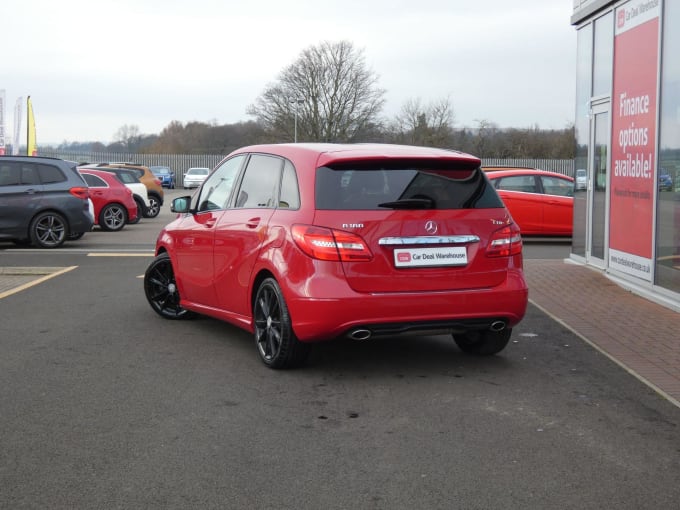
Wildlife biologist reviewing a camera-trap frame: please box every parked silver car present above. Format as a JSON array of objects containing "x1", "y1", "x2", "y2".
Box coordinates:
[{"x1": 183, "y1": 167, "x2": 210, "y2": 189}]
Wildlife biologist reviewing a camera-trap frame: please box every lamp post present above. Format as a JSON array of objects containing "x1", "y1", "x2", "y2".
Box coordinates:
[{"x1": 290, "y1": 98, "x2": 304, "y2": 142}]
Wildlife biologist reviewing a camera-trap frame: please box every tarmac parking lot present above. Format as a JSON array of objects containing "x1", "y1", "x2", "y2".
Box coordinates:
[{"x1": 1, "y1": 191, "x2": 679, "y2": 509}]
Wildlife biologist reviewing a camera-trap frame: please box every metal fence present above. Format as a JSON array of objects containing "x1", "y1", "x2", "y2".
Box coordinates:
[
  {"x1": 40, "y1": 149, "x2": 576, "y2": 181},
  {"x1": 481, "y1": 158, "x2": 575, "y2": 176}
]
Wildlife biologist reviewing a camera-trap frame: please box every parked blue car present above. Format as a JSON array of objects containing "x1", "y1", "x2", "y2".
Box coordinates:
[
  {"x1": 150, "y1": 166, "x2": 176, "y2": 189},
  {"x1": 659, "y1": 170, "x2": 673, "y2": 191}
]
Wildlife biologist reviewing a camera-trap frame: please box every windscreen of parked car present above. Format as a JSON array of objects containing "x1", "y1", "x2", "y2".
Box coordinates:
[{"x1": 315, "y1": 162, "x2": 503, "y2": 210}]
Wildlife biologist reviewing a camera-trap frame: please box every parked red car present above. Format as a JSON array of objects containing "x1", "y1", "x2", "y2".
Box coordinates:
[
  {"x1": 144, "y1": 144, "x2": 529, "y2": 368},
  {"x1": 485, "y1": 168, "x2": 574, "y2": 236},
  {"x1": 77, "y1": 168, "x2": 137, "y2": 231}
]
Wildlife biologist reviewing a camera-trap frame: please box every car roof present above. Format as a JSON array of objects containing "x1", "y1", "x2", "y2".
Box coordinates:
[
  {"x1": 78, "y1": 168, "x2": 126, "y2": 185},
  {"x1": 485, "y1": 168, "x2": 574, "y2": 181},
  {"x1": 228, "y1": 143, "x2": 481, "y2": 168}
]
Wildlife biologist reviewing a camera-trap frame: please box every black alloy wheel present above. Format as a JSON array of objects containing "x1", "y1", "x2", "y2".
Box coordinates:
[
  {"x1": 144, "y1": 252, "x2": 193, "y2": 320},
  {"x1": 29, "y1": 211, "x2": 67, "y2": 248},
  {"x1": 253, "y1": 278, "x2": 310, "y2": 369}
]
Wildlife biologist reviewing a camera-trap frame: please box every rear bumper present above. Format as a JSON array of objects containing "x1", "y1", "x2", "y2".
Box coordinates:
[{"x1": 286, "y1": 272, "x2": 528, "y2": 342}]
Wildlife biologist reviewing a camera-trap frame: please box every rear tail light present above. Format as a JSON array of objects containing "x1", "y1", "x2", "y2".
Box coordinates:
[
  {"x1": 292, "y1": 224, "x2": 373, "y2": 261},
  {"x1": 154, "y1": 179, "x2": 162, "y2": 186},
  {"x1": 486, "y1": 224, "x2": 522, "y2": 257},
  {"x1": 69, "y1": 186, "x2": 89, "y2": 200}
]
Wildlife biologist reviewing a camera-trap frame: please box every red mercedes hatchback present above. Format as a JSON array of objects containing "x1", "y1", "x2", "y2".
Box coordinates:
[
  {"x1": 144, "y1": 144, "x2": 528, "y2": 368},
  {"x1": 78, "y1": 168, "x2": 138, "y2": 231}
]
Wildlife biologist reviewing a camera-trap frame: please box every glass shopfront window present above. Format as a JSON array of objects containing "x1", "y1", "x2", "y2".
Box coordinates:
[
  {"x1": 592, "y1": 12, "x2": 613, "y2": 97},
  {"x1": 573, "y1": 24, "x2": 593, "y2": 257},
  {"x1": 656, "y1": 0, "x2": 680, "y2": 293}
]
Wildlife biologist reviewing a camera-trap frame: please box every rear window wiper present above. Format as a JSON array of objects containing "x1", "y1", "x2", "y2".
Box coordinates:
[{"x1": 377, "y1": 197, "x2": 435, "y2": 209}]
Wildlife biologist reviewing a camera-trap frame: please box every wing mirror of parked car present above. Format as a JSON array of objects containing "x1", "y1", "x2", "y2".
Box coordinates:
[{"x1": 171, "y1": 196, "x2": 192, "y2": 213}]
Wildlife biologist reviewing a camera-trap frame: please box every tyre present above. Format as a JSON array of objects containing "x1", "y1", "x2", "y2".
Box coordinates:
[
  {"x1": 453, "y1": 328, "x2": 512, "y2": 356},
  {"x1": 144, "y1": 194, "x2": 161, "y2": 218},
  {"x1": 129, "y1": 196, "x2": 145, "y2": 224},
  {"x1": 253, "y1": 278, "x2": 310, "y2": 369},
  {"x1": 29, "y1": 211, "x2": 67, "y2": 248},
  {"x1": 144, "y1": 252, "x2": 193, "y2": 320},
  {"x1": 99, "y1": 203, "x2": 127, "y2": 232},
  {"x1": 67, "y1": 231, "x2": 85, "y2": 241}
]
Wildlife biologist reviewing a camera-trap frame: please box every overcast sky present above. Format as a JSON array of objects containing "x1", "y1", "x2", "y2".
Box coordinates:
[{"x1": 2, "y1": 0, "x2": 577, "y2": 145}]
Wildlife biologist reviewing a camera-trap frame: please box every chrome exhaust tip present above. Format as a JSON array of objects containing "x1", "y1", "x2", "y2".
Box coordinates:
[
  {"x1": 348, "y1": 329, "x2": 372, "y2": 341},
  {"x1": 490, "y1": 321, "x2": 506, "y2": 332}
]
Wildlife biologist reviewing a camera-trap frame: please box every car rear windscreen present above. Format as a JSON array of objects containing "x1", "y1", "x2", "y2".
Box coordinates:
[{"x1": 315, "y1": 163, "x2": 504, "y2": 210}]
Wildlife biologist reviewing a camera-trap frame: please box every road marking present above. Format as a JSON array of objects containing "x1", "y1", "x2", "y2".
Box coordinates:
[{"x1": 0, "y1": 266, "x2": 78, "y2": 299}]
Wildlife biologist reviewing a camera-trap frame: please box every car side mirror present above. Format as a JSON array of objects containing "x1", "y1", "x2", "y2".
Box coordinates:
[{"x1": 171, "y1": 196, "x2": 192, "y2": 213}]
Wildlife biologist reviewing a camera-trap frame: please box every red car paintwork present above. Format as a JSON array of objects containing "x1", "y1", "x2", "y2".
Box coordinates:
[
  {"x1": 154, "y1": 144, "x2": 528, "y2": 344},
  {"x1": 486, "y1": 168, "x2": 574, "y2": 236},
  {"x1": 78, "y1": 168, "x2": 138, "y2": 224}
]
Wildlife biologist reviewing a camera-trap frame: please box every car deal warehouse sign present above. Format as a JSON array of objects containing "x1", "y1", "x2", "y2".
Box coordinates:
[{"x1": 609, "y1": 0, "x2": 659, "y2": 282}]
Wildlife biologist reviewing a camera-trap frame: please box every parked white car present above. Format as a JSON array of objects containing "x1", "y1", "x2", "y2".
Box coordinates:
[
  {"x1": 575, "y1": 169, "x2": 587, "y2": 191},
  {"x1": 183, "y1": 167, "x2": 210, "y2": 189}
]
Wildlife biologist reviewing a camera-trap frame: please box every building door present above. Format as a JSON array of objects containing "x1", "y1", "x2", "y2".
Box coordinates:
[{"x1": 588, "y1": 105, "x2": 610, "y2": 267}]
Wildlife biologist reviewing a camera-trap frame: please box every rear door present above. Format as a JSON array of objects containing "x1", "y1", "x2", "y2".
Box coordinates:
[
  {"x1": 313, "y1": 164, "x2": 513, "y2": 293},
  {"x1": 538, "y1": 174, "x2": 574, "y2": 235}
]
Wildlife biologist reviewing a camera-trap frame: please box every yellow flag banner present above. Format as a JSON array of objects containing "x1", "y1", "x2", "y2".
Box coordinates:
[{"x1": 27, "y1": 96, "x2": 37, "y2": 156}]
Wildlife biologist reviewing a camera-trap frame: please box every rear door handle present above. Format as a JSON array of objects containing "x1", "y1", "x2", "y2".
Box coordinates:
[{"x1": 246, "y1": 217, "x2": 261, "y2": 229}]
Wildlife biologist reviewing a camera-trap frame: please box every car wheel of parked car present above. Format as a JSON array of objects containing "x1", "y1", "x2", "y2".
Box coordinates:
[
  {"x1": 129, "y1": 196, "x2": 146, "y2": 224},
  {"x1": 145, "y1": 195, "x2": 161, "y2": 218},
  {"x1": 29, "y1": 211, "x2": 68, "y2": 248},
  {"x1": 144, "y1": 252, "x2": 193, "y2": 320},
  {"x1": 453, "y1": 328, "x2": 512, "y2": 355},
  {"x1": 99, "y1": 203, "x2": 127, "y2": 232},
  {"x1": 253, "y1": 278, "x2": 310, "y2": 369},
  {"x1": 67, "y1": 231, "x2": 85, "y2": 241}
]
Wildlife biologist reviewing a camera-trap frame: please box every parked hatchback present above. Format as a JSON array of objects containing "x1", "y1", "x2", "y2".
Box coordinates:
[
  {"x1": 91, "y1": 163, "x2": 164, "y2": 218},
  {"x1": 79, "y1": 164, "x2": 150, "y2": 222},
  {"x1": 78, "y1": 168, "x2": 138, "y2": 231},
  {"x1": 144, "y1": 144, "x2": 528, "y2": 369},
  {"x1": 0, "y1": 156, "x2": 93, "y2": 248},
  {"x1": 182, "y1": 167, "x2": 210, "y2": 189},
  {"x1": 486, "y1": 168, "x2": 574, "y2": 236}
]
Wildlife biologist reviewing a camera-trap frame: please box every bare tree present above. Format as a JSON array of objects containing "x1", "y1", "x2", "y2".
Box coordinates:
[
  {"x1": 390, "y1": 96, "x2": 456, "y2": 147},
  {"x1": 114, "y1": 124, "x2": 142, "y2": 152},
  {"x1": 247, "y1": 41, "x2": 386, "y2": 143}
]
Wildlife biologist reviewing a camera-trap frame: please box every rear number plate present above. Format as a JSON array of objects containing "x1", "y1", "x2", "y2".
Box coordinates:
[{"x1": 393, "y1": 247, "x2": 468, "y2": 268}]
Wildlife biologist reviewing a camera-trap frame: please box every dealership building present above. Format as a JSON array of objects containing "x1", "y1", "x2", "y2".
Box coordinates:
[{"x1": 571, "y1": 0, "x2": 679, "y2": 311}]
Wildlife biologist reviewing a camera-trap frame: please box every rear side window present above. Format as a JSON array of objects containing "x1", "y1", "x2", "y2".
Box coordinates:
[
  {"x1": 116, "y1": 172, "x2": 137, "y2": 184},
  {"x1": 81, "y1": 173, "x2": 107, "y2": 187},
  {"x1": 37, "y1": 164, "x2": 66, "y2": 184},
  {"x1": 278, "y1": 160, "x2": 300, "y2": 209},
  {"x1": 540, "y1": 175, "x2": 574, "y2": 197},
  {"x1": 315, "y1": 163, "x2": 503, "y2": 210},
  {"x1": 493, "y1": 175, "x2": 537, "y2": 193}
]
